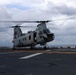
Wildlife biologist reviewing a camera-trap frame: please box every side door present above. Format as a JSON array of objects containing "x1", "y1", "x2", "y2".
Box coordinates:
[{"x1": 33, "y1": 32, "x2": 37, "y2": 42}]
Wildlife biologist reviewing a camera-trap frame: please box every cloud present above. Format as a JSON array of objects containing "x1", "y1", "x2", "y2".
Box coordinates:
[
  {"x1": 55, "y1": 4, "x2": 76, "y2": 16},
  {"x1": 0, "y1": 6, "x2": 13, "y2": 28},
  {"x1": 0, "y1": 6, "x2": 11, "y2": 20}
]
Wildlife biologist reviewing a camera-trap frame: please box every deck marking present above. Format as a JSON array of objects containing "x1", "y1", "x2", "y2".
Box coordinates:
[
  {"x1": 0, "y1": 52, "x2": 23, "y2": 54},
  {"x1": 19, "y1": 50, "x2": 50, "y2": 60},
  {"x1": 19, "y1": 52, "x2": 43, "y2": 59}
]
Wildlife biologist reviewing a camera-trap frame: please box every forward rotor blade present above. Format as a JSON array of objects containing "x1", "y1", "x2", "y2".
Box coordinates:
[
  {"x1": 20, "y1": 26, "x2": 36, "y2": 28},
  {"x1": 0, "y1": 25, "x2": 36, "y2": 29}
]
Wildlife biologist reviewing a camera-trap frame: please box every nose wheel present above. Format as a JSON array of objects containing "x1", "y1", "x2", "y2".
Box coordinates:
[{"x1": 44, "y1": 44, "x2": 47, "y2": 49}]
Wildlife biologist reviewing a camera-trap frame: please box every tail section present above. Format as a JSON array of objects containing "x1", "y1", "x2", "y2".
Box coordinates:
[{"x1": 14, "y1": 26, "x2": 22, "y2": 39}]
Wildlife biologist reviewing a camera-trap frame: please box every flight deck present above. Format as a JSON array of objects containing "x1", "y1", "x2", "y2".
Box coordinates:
[{"x1": 0, "y1": 49, "x2": 76, "y2": 75}]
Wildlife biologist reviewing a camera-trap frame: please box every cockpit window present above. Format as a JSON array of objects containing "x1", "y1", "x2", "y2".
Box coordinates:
[
  {"x1": 39, "y1": 31, "x2": 42, "y2": 35},
  {"x1": 43, "y1": 29, "x2": 50, "y2": 34},
  {"x1": 46, "y1": 29, "x2": 50, "y2": 33},
  {"x1": 43, "y1": 30, "x2": 47, "y2": 33}
]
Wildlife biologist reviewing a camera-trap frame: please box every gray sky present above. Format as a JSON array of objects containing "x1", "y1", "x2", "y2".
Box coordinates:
[{"x1": 0, "y1": 0, "x2": 76, "y2": 47}]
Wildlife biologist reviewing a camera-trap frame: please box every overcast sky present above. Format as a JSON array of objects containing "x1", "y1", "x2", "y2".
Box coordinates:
[{"x1": 0, "y1": 0, "x2": 76, "y2": 47}]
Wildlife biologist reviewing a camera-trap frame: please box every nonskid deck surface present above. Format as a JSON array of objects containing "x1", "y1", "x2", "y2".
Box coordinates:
[{"x1": 0, "y1": 48, "x2": 76, "y2": 75}]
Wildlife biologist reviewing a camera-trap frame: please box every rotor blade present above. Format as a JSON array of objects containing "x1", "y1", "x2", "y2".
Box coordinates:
[
  {"x1": 0, "y1": 21, "x2": 35, "y2": 23},
  {"x1": 47, "y1": 26, "x2": 59, "y2": 30},
  {"x1": 0, "y1": 27, "x2": 10, "y2": 32},
  {"x1": 21, "y1": 26, "x2": 36, "y2": 28},
  {"x1": 0, "y1": 16, "x2": 76, "y2": 24},
  {"x1": 55, "y1": 33, "x2": 76, "y2": 35},
  {"x1": 0, "y1": 21, "x2": 34, "y2": 23},
  {"x1": 0, "y1": 25, "x2": 36, "y2": 29},
  {"x1": 0, "y1": 20, "x2": 50, "y2": 23},
  {"x1": 50, "y1": 16, "x2": 76, "y2": 22}
]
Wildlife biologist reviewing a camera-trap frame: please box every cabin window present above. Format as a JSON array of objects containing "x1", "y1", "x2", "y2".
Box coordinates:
[
  {"x1": 39, "y1": 31, "x2": 42, "y2": 35},
  {"x1": 23, "y1": 39, "x2": 24, "y2": 41},
  {"x1": 14, "y1": 31, "x2": 17, "y2": 35},
  {"x1": 40, "y1": 36, "x2": 42, "y2": 38},
  {"x1": 33, "y1": 32, "x2": 37, "y2": 42},
  {"x1": 29, "y1": 35, "x2": 31, "y2": 40},
  {"x1": 25, "y1": 37, "x2": 26, "y2": 40},
  {"x1": 19, "y1": 40, "x2": 20, "y2": 42}
]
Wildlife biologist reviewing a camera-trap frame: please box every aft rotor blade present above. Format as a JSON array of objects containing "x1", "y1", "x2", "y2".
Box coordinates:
[
  {"x1": 0, "y1": 16, "x2": 76, "y2": 23},
  {"x1": 0, "y1": 20, "x2": 50, "y2": 23},
  {"x1": 0, "y1": 21, "x2": 36, "y2": 23},
  {"x1": 50, "y1": 16, "x2": 76, "y2": 22}
]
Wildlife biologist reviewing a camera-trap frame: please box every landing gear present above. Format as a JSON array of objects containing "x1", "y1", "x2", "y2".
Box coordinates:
[
  {"x1": 44, "y1": 44, "x2": 47, "y2": 49},
  {"x1": 30, "y1": 42, "x2": 36, "y2": 49},
  {"x1": 30, "y1": 47, "x2": 34, "y2": 49},
  {"x1": 44, "y1": 46, "x2": 47, "y2": 49},
  {"x1": 13, "y1": 47, "x2": 16, "y2": 50}
]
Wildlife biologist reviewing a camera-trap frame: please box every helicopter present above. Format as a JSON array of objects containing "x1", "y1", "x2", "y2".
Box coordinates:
[
  {"x1": 0, "y1": 16, "x2": 76, "y2": 49},
  {"x1": 10, "y1": 20, "x2": 55, "y2": 49}
]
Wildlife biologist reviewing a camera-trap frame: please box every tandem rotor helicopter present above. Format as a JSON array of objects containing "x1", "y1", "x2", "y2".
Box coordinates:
[
  {"x1": 0, "y1": 16, "x2": 76, "y2": 49},
  {"x1": 11, "y1": 20, "x2": 54, "y2": 49}
]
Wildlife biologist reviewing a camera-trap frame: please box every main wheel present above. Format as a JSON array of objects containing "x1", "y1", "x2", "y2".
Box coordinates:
[{"x1": 44, "y1": 46, "x2": 47, "y2": 49}]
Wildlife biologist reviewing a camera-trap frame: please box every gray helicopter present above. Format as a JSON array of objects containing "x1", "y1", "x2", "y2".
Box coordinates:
[{"x1": 11, "y1": 20, "x2": 55, "y2": 49}]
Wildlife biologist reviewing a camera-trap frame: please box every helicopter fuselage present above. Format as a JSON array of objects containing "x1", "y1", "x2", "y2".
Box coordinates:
[
  {"x1": 13, "y1": 29, "x2": 54, "y2": 47},
  {"x1": 12, "y1": 22, "x2": 55, "y2": 48}
]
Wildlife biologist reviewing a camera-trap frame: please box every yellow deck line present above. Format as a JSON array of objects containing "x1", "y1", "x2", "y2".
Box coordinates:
[
  {"x1": 1, "y1": 49, "x2": 76, "y2": 54},
  {"x1": 45, "y1": 51, "x2": 76, "y2": 54}
]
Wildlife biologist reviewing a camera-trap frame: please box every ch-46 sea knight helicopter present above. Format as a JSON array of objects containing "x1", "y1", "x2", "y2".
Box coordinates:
[
  {"x1": 10, "y1": 20, "x2": 55, "y2": 49},
  {"x1": 1, "y1": 16, "x2": 75, "y2": 49}
]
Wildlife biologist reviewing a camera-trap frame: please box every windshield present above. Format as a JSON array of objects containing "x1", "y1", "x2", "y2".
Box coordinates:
[{"x1": 43, "y1": 29, "x2": 51, "y2": 34}]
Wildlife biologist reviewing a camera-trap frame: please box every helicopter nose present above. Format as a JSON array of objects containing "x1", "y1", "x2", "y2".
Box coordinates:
[
  {"x1": 47, "y1": 33, "x2": 55, "y2": 41},
  {"x1": 43, "y1": 33, "x2": 55, "y2": 42}
]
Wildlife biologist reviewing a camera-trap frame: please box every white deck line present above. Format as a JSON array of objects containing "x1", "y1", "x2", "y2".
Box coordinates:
[
  {"x1": 19, "y1": 50, "x2": 50, "y2": 59},
  {"x1": 19, "y1": 52, "x2": 43, "y2": 59}
]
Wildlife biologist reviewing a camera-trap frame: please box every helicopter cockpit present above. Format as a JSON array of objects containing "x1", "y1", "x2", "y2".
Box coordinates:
[{"x1": 43, "y1": 29, "x2": 51, "y2": 34}]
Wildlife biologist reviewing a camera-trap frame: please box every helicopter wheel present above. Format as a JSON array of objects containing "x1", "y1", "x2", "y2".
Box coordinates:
[
  {"x1": 30, "y1": 47, "x2": 33, "y2": 49},
  {"x1": 13, "y1": 47, "x2": 16, "y2": 50},
  {"x1": 44, "y1": 45, "x2": 47, "y2": 50},
  {"x1": 44, "y1": 46, "x2": 47, "y2": 49}
]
